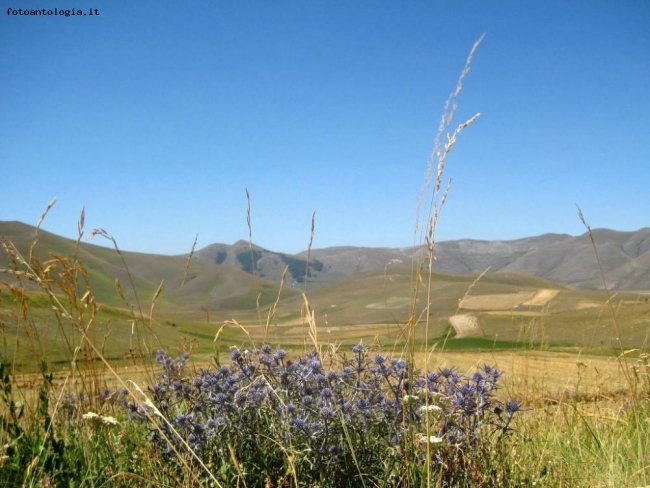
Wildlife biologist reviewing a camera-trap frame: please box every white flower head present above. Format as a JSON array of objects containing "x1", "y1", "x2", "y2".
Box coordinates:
[
  {"x1": 416, "y1": 433, "x2": 444, "y2": 445},
  {"x1": 419, "y1": 404, "x2": 443, "y2": 414},
  {"x1": 82, "y1": 411, "x2": 118, "y2": 426},
  {"x1": 402, "y1": 394, "x2": 419, "y2": 404},
  {"x1": 100, "y1": 416, "x2": 119, "y2": 426}
]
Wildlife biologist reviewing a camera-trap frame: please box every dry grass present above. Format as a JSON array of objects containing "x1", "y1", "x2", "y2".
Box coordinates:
[{"x1": 416, "y1": 350, "x2": 630, "y2": 400}]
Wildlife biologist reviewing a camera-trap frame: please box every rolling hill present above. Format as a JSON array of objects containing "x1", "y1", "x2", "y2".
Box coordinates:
[{"x1": 0, "y1": 221, "x2": 299, "y2": 317}]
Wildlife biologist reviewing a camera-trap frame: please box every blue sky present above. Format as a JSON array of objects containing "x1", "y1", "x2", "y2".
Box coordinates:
[{"x1": 2, "y1": 1, "x2": 649, "y2": 255}]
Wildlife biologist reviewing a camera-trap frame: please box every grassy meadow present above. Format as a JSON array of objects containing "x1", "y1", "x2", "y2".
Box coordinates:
[{"x1": 2, "y1": 39, "x2": 650, "y2": 487}]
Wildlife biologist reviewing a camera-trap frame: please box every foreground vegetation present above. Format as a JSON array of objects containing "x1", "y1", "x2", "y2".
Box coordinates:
[
  {"x1": 2, "y1": 38, "x2": 650, "y2": 486},
  {"x1": 2, "y1": 264, "x2": 650, "y2": 487}
]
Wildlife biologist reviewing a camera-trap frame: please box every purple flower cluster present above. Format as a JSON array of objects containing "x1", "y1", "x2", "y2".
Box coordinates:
[{"x1": 131, "y1": 344, "x2": 521, "y2": 485}]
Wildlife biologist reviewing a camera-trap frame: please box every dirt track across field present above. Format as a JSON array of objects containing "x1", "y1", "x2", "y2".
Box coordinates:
[
  {"x1": 448, "y1": 314, "x2": 478, "y2": 338},
  {"x1": 522, "y1": 289, "x2": 560, "y2": 306}
]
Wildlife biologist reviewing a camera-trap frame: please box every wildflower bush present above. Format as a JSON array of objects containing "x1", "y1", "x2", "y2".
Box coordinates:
[{"x1": 126, "y1": 344, "x2": 523, "y2": 487}]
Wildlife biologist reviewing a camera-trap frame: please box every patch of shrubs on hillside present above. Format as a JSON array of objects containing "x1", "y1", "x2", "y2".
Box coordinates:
[
  {"x1": 234, "y1": 249, "x2": 324, "y2": 282},
  {"x1": 214, "y1": 250, "x2": 227, "y2": 265},
  {"x1": 278, "y1": 253, "x2": 324, "y2": 282},
  {"x1": 128, "y1": 344, "x2": 523, "y2": 487},
  {"x1": 235, "y1": 249, "x2": 264, "y2": 274}
]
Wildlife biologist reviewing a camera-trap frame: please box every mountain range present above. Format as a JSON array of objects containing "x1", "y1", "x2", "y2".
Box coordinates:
[
  {"x1": 1, "y1": 221, "x2": 649, "y2": 318},
  {"x1": 193, "y1": 227, "x2": 650, "y2": 291}
]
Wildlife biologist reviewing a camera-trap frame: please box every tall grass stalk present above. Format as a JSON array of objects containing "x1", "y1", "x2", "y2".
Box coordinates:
[
  {"x1": 245, "y1": 187, "x2": 264, "y2": 330},
  {"x1": 577, "y1": 205, "x2": 648, "y2": 485},
  {"x1": 408, "y1": 35, "x2": 483, "y2": 486}
]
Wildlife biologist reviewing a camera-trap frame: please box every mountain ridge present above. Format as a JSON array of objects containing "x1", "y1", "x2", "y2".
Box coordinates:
[
  {"x1": 192, "y1": 227, "x2": 650, "y2": 291},
  {"x1": 2, "y1": 221, "x2": 649, "y2": 292}
]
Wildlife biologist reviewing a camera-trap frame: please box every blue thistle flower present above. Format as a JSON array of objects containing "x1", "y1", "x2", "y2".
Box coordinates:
[
  {"x1": 320, "y1": 406, "x2": 335, "y2": 420},
  {"x1": 373, "y1": 354, "x2": 386, "y2": 365},
  {"x1": 230, "y1": 349, "x2": 242, "y2": 362},
  {"x1": 328, "y1": 444, "x2": 342, "y2": 456},
  {"x1": 212, "y1": 416, "x2": 227, "y2": 427},
  {"x1": 440, "y1": 367, "x2": 454, "y2": 378},
  {"x1": 506, "y1": 400, "x2": 521, "y2": 414}
]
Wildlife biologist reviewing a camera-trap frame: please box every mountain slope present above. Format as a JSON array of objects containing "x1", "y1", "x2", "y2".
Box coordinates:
[
  {"x1": 0, "y1": 221, "x2": 298, "y2": 314},
  {"x1": 193, "y1": 240, "x2": 324, "y2": 285},
  {"x1": 299, "y1": 229, "x2": 650, "y2": 291}
]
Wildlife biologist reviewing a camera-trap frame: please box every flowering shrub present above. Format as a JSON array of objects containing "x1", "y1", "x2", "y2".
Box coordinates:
[{"x1": 129, "y1": 344, "x2": 522, "y2": 486}]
